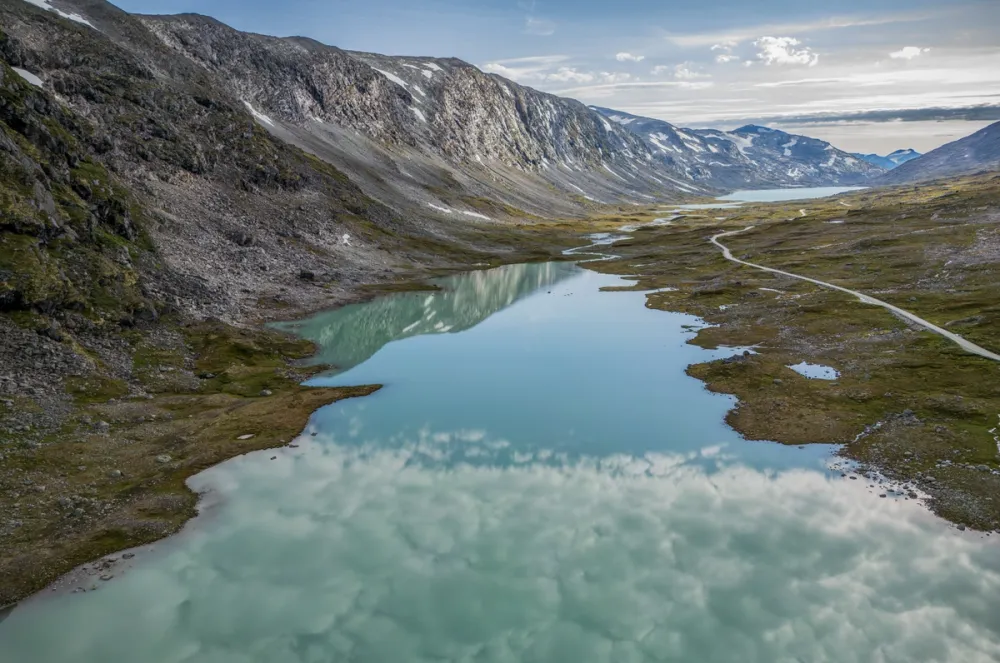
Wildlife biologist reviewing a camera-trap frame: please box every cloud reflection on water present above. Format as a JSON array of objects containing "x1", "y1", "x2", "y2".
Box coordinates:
[{"x1": 5, "y1": 433, "x2": 1000, "y2": 662}]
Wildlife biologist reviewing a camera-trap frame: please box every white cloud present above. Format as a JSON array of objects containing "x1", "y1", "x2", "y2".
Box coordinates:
[
  {"x1": 665, "y1": 9, "x2": 939, "y2": 48},
  {"x1": 544, "y1": 67, "x2": 595, "y2": 84},
  {"x1": 482, "y1": 55, "x2": 569, "y2": 81},
  {"x1": 674, "y1": 62, "x2": 711, "y2": 80},
  {"x1": 711, "y1": 41, "x2": 740, "y2": 64},
  {"x1": 615, "y1": 52, "x2": 645, "y2": 63},
  {"x1": 754, "y1": 36, "x2": 819, "y2": 66},
  {"x1": 524, "y1": 16, "x2": 555, "y2": 36},
  {"x1": 482, "y1": 57, "x2": 633, "y2": 87},
  {"x1": 652, "y1": 63, "x2": 711, "y2": 80},
  {"x1": 890, "y1": 46, "x2": 930, "y2": 60}
]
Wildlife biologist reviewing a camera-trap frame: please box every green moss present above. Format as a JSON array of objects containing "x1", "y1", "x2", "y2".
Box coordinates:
[{"x1": 65, "y1": 375, "x2": 130, "y2": 404}]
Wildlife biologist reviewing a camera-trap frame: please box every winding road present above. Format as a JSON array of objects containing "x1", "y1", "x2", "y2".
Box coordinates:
[{"x1": 710, "y1": 227, "x2": 1000, "y2": 363}]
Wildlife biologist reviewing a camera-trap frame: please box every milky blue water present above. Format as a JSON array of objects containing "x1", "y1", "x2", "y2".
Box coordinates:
[
  {"x1": 2, "y1": 263, "x2": 1000, "y2": 662},
  {"x1": 718, "y1": 186, "x2": 866, "y2": 203}
]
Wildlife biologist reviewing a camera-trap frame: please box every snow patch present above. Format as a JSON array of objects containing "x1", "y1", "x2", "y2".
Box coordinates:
[
  {"x1": 373, "y1": 68, "x2": 408, "y2": 88},
  {"x1": 427, "y1": 203, "x2": 454, "y2": 214},
  {"x1": 421, "y1": 69, "x2": 433, "y2": 79},
  {"x1": 11, "y1": 67, "x2": 43, "y2": 87},
  {"x1": 422, "y1": 62, "x2": 443, "y2": 72},
  {"x1": 461, "y1": 211, "x2": 491, "y2": 220},
  {"x1": 602, "y1": 163, "x2": 627, "y2": 181},
  {"x1": 411, "y1": 107, "x2": 427, "y2": 123},
  {"x1": 782, "y1": 137, "x2": 798, "y2": 157},
  {"x1": 22, "y1": 0, "x2": 94, "y2": 27},
  {"x1": 726, "y1": 132, "x2": 756, "y2": 155},
  {"x1": 243, "y1": 101, "x2": 275, "y2": 127}
]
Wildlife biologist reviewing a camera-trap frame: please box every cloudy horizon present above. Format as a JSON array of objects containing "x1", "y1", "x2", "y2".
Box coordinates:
[{"x1": 115, "y1": 0, "x2": 1000, "y2": 154}]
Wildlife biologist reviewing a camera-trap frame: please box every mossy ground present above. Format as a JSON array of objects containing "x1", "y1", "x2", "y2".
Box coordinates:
[
  {"x1": 0, "y1": 212, "x2": 589, "y2": 606},
  {"x1": 583, "y1": 174, "x2": 1000, "y2": 531},
  {"x1": 0, "y1": 317, "x2": 380, "y2": 606}
]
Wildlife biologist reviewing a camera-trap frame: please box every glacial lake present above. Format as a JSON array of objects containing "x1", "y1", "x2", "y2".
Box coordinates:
[
  {"x1": 718, "y1": 186, "x2": 867, "y2": 203},
  {"x1": 3, "y1": 259, "x2": 1000, "y2": 662}
]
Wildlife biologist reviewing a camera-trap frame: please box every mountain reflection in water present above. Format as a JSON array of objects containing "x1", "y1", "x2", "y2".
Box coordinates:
[{"x1": 273, "y1": 262, "x2": 578, "y2": 374}]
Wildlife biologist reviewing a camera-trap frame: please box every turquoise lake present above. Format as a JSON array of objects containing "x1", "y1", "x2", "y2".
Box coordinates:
[{"x1": 2, "y1": 260, "x2": 1000, "y2": 661}]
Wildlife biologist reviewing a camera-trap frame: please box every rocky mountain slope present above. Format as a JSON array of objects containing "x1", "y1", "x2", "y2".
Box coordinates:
[
  {"x1": 854, "y1": 149, "x2": 921, "y2": 170},
  {"x1": 879, "y1": 121, "x2": 1000, "y2": 184},
  {"x1": 133, "y1": 12, "x2": 706, "y2": 214},
  {"x1": 592, "y1": 107, "x2": 885, "y2": 188}
]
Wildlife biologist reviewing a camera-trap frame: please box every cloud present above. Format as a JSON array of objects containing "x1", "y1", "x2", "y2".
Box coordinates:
[
  {"x1": 711, "y1": 41, "x2": 740, "y2": 64},
  {"x1": 743, "y1": 104, "x2": 1000, "y2": 126},
  {"x1": 890, "y1": 46, "x2": 930, "y2": 60},
  {"x1": 650, "y1": 63, "x2": 710, "y2": 80},
  {"x1": 615, "y1": 52, "x2": 645, "y2": 62},
  {"x1": 754, "y1": 36, "x2": 819, "y2": 66},
  {"x1": 674, "y1": 62, "x2": 711, "y2": 80},
  {"x1": 482, "y1": 55, "x2": 570, "y2": 81},
  {"x1": 524, "y1": 15, "x2": 555, "y2": 36},
  {"x1": 481, "y1": 57, "x2": 633, "y2": 87},
  {"x1": 665, "y1": 9, "x2": 937, "y2": 48},
  {"x1": 550, "y1": 80, "x2": 716, "y2": 97},
  {"x1": 542, "y1": 67, "x2": 595, "y2": 84}
]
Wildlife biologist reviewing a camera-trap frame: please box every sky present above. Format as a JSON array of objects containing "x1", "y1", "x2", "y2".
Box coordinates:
[{"x1": 114, "y1": 0, "x2": 1000, "y2": 154}]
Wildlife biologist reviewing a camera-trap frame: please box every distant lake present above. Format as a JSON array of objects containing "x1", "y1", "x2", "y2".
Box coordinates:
[{"x1": 718, "y1": 186, "x2": 866, "y2": 202}]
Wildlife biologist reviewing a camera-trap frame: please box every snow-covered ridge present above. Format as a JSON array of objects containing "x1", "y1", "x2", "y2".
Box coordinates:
[{"x1": 590, "y1": 106, "x2": 885, "y2": 189}]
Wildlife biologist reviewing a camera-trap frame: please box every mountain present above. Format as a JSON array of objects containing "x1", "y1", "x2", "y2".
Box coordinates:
[
  {"x1": 592, "y1": 107, "x2": 885, "y2": 188},
  {"x1": 879, "y1": 121, "x2": 1000, "y2": 184},
  {"x1": 134, "y1": 12, "x2": 712, "y2": 213},
  {"x1": 854, "y1": 149, "x2": 921, "y2": 170}
]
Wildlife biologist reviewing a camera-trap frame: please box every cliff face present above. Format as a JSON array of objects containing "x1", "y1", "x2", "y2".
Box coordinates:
[{"x1": 134, "y1": 12, "x2": 702, "y2": 215}]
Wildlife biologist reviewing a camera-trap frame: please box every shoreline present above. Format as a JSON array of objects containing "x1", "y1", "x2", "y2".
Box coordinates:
[
  {"x1": 6, "y1": 177, "x2": 1000, "y2": 606},
  {"x1": 0, "y1": 222, "x2": 588, "y2": 608},
  {"x1": 583, "y1": 176, "x2": 1000, "y2": 532}
]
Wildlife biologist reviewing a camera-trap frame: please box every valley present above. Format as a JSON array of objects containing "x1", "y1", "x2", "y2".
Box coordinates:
[{"x1": 1, "y1": 0, "x2": 1000, "y2": 658}]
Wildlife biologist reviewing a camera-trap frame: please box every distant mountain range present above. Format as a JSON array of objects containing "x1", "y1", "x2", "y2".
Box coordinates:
[
  {"x1": 591, "y1": 107, "x2": 885, "y2": 189},
  {"x1": 878, "y1": 121, "x2": 1000, "y2": 184},
  {"x1": 853, "y1": 149, "x2": 921, "y2": 170}
]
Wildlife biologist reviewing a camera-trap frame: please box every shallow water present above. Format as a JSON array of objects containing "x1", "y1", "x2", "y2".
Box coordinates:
[
  {"x1": 3, "y1": 263, "x2": 1000, "y2": 662},
  {"x1": 787, "y1": 361, "x2": 840, "y2": 380}
]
